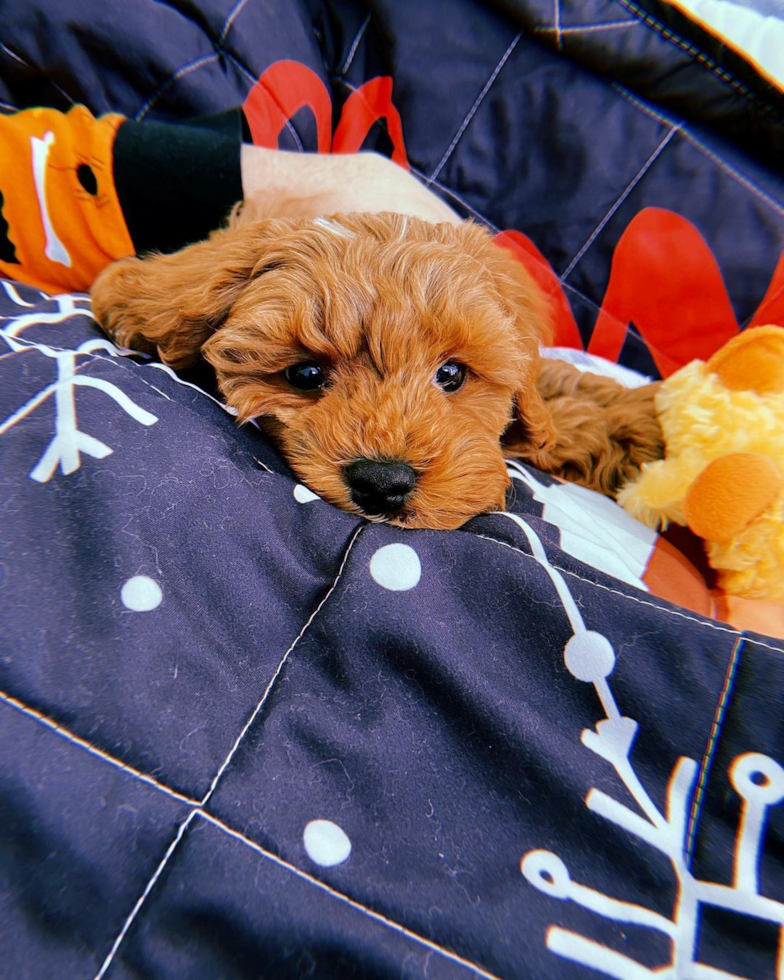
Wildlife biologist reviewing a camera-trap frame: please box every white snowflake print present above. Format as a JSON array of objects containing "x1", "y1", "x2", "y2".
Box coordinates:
[
  {"x1": 0, "y1": 284, "x2": 158, "y2": 482},
  {"x1": 504, "y1": 510, "x2": 784, "y2": 978}
]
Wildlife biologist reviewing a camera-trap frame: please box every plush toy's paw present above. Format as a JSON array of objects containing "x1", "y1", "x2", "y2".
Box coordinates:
[
  {"x1": 683, "y1": 452, "x2": 784, "y2": 542},
  {"x1": 706, "y1": 324, "x2": 784, "y2": 394}
]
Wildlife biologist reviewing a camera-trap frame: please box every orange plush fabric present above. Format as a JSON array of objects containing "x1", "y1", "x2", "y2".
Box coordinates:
[
  {"x1": 708, "y1": 326, "x2": 784, "y2": 393},
  {"x1": 0, "y1": 106, "x2": 133, "y2": 293},
  {"x1": 684, "y1": 453, "x2": 783, "y2": 542}
]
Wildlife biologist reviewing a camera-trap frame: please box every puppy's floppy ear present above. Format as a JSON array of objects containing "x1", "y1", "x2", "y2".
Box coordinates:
[
  {"x1": 480, "y1": 238, "x2": 558, "y2": 457},
  {"x1": 91, "y1": 217, "x2": 275, "y2": 370}
]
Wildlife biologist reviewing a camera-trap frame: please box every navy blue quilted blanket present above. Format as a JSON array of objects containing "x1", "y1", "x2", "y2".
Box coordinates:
[{"x1": 1, "y1": 1, "x2": 783, "y2": 976}]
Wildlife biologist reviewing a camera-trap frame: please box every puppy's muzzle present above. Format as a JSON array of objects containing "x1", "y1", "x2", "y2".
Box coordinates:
[{"x1": 345, "y1": 459, "x2": 417, "y2": 517}]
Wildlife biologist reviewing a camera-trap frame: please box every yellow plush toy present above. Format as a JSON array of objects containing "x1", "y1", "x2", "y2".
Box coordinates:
[{"x1": 618, "y1": 326, "x2": 784, "y2": 601}]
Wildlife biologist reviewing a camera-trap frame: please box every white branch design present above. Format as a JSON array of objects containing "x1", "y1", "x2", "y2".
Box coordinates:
[
  {"x1": 506, "y1": 513, "x2": 784, "y2": 978},
  {"x1": 0, "y1": 290, "x2": 158, "y2": 481}
]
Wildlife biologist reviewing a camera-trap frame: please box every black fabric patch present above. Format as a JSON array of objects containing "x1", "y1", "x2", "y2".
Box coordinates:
[
  {"x1": 0, "y1": 190, "x2": 19, "y2": 264},
  {"x1": 76, "y1": 164, "x2": 98, "y2": 195},
  {"x1": 113, "y1": 113, "x2": 244, "y2": 255}
]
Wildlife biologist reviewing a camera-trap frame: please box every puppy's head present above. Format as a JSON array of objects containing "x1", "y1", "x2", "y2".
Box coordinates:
[{"x1": 92, "y1": 213, "x2": 553, "y2": 529}]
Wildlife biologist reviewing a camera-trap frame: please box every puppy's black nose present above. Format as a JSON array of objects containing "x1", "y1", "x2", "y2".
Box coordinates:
[{"x1": 345, "y1": 459, "x2": 417, "y2": 515}]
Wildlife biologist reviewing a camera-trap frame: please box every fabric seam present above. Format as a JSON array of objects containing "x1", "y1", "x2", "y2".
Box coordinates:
[
  {"x1": 429, "y1": 32, "x2": 522, "y2": 183},
  {"x1": 472, "y1": 531, "x2": 784, "y2": 652},
  {"x1": 616, "y1": 0, "x2": 771, "y2": 112},
  {"x1": 560, "y1": 124, "x2": 680, "y2": 281},
  {"x1": 684, "y1": 635, "x2": 745, "y2": 866}
]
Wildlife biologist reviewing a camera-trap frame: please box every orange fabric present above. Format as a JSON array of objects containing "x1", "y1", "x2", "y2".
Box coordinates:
[
  {"x1": 713, "y1": 592, "x2": 784, "y2": 640},
  {"x1": 641, "y1": 535, "x2": 714, "y2": 616},
  {"x1": 707, "y1": 324, "x2": 784, "y2": 393},
  {"x1": 748, "y1": 254, "x2": 784, "y2": 328},
  {"x1": 333, "y1": 77, "x2": 409, "y2": 170},
  {"x1": 588, "y1": 208, "x2": 740, "y2": 375},
  {"x1": 637, "y1": 526, "x2": 783, "y2": 638},
  {"x1": 495, "y1": 209, "x2": 784, "y2": 378},
  {"x1": 0, "y1": 105, "x2": 134, "y2": 293},
  {"x1": 244, "y1": 61, "x2": 333, "y2": 153},
  {"x1": 243, "y1": 62, "x2": 409, "y2": 168},
  {"x1": 684, "y1": 453, "x2": 783, "y2": 541}
]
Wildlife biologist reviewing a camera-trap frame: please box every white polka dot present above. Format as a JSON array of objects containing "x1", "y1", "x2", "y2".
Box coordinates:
[
  {"x1": 303, "y1": 819, "x2": 351, "y2": 867},
  {"x1": 121, "y1": 575, "x2": 162, "y2": 612},
  {"x1": 564, "y1": 631, "x2": 615, "y2": 682},
  {"x1": 369, "y1": 543, "x2": 421, "y2": 591},
  {"x1": 294, "y1": 484, "x2": 319, "y2": 504}
]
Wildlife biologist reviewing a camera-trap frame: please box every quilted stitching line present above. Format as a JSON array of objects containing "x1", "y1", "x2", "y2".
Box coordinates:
[
  {"x1": 335, "y1": 78, "x2": 502, "y2": 232},
  {"x1": 0, "y1": 530, "x2": 772, "y2": 975},
  {"x1": 414, "y1": 180, "x2": 657, "y2": 357},
  {"x1": 8, "y1": 662, "x2": 498, "y2": 980},
  {"x1": 243, "y1": 63, "x2": 310, "y2": 153},
  {"x1": 389, "y1": 129, "x2": 663, "y2": 354},
  {"x1": 617, "y1": 0, "x2": 768, "y2": 108},
  {"x1": 214, "y1": 48, "x2": 304, "y2": 152},
  {"x1": 0, "y1": 42, "x2": 76, "y2": 106},
  {"x1": 143, "y1": 0, "x2": 306, "y2": 150},
  {"x1": 100, "y1": 806, "x2": 503, "y2": 980},
  {"x1": 611, "y1": 80, "x2": 679, "y2": 126},
  {"x1": 134, "y1": 52, "x2": 221, "y2": 121},
  {"x1": 94, "y1": 526, "x2": 365, "y2": 975},
  {"x1": 553, "y1": 0, "x2": 563, "y2": 49},
  {"x1": 429, "y1": 32, "x2": 522, "y2": 182},
  {"x1": 341, "y1": 13, "x2": 371, "y2": 75},
  {"x1": 218, "y1": 0, "x2": 250, "y2": 45},
  {"x1": 408, "y1": 164, "x2": 501, "y2": 231},
  {"x1": 684, "y1": 635, "x2": 745, "y2": 867},
  {"x1": 0, "y1": 677, "x2": 497, "y2": 979},
  {"x1": 560, "y1": 123, "x2": 681, "y2": 281},
  {"x1": 612, "y1": 83, "x2": 784, "y2": 216},
  {"x1": 0, "y1": 688, "x2": 200, "y2": 807},
  {"x1": 340, "y1": 77, "x2": 773, "y2": 365},
  {"x1": 681, "y1": 129, "x2": 784, "y2": 217},
  {"x1": 472, "y1": 531, "x2": 784, "y2": 653},
  {"x1": 199, "y1": 811, "x2": 503, "y2": 979},
  {"x1": 334, "y1": 77, "x2": 500, "y2": 231},
  {"x1": 199, "y1": 523, "x2": 365, "y2": 808},
  {"x1": 534, "y1": 21, "x2": 638, "y2": 34},
  {"x1": 411, "y1": 161, "x2": 674, "y2": 356},
  {"x1": 95, "y1": 811, "x2": 198, "y2": 979}
]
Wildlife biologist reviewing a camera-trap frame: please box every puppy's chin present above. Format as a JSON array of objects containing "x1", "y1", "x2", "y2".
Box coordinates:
[
  {"x1": 329, "y1": 493, "x2": 506, "y2": 531},
  {"x1": 384, "y1": 504, "x2": 498, "y2": 531},
  {"x1": 252, "y1": 416, "x2": 510, "y2": 530}
]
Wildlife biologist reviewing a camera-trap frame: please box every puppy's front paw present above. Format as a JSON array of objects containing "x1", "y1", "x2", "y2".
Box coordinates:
[{"x1": 91, "y1": 257, "x2": 159, "y2": 356}]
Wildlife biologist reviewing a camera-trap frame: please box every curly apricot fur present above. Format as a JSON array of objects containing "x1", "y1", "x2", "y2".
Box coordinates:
[{"x1": 92, "y1": 212, "x2": 661, "y2": 529}]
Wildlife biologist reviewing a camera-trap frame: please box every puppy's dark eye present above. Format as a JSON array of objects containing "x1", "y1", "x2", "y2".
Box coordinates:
[
  {"x1": 285, "y1": 362, "x2": 327, "y2": 391},
  {"x1": 434, "y1": 361, "x2": 466, "y2": 392}
]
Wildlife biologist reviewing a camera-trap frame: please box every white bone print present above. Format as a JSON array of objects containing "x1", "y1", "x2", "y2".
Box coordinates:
[{"x1": 30, "y1": 131, "x2": 72, "y2": 268}]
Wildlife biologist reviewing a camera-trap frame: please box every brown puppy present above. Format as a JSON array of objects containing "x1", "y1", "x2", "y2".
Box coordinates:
[{"x1": 91, "y1": 212, "x2": 661, "y2": 530}]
